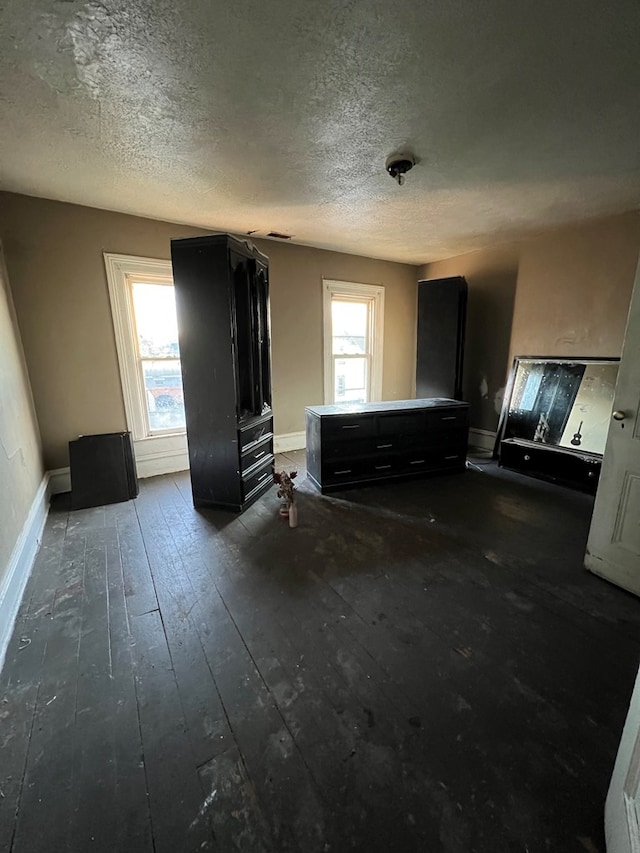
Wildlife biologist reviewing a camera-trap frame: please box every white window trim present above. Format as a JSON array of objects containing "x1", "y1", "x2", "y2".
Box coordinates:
[
  {"x1": 104, "y1": 253, "x2": 188, "y2": 478},
  {"x1": 323, "y1": 279, "x2": 384, "y2": 405}
]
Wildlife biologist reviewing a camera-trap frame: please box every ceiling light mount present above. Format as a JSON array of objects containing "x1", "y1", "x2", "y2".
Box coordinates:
[{"x1": 385, "y1": 152, "x2": 416, "y2": 186}]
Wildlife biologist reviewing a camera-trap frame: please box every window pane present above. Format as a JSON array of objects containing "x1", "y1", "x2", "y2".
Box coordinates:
[
  {"x1": 332, "y1": 299, "x2": 368, "y2": 355},
  {"x1": 334, "y1": 357, "x2": 367, "y2": 403},
  {"x1": 142, "y1": 359, "x2": 186, "y2": 431},
  {"x1": 131, "y1": 282, "x2": 180, "y2": 358}
]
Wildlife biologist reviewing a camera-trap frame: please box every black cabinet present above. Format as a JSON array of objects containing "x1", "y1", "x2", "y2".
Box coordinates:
[
  {"x1": 170, "y1": 234, "x2": 274, "y2": 511},
  {"x1": 416, "y1": 277, "x2": 467, "y2": 400},
  {"x1": 69, "y1": 432, "x2": 138, "y2": 510},
  {"x1": 306, "y1": 398, "x2": 469, "y2": 494}
]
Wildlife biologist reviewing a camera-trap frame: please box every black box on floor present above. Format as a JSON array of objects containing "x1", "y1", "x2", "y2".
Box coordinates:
[{"x1": 69, "y1": 431, "x2": 139, "y2": 510}]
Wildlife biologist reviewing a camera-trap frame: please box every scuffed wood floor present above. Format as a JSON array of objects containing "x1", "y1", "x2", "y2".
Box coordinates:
[{"x1": 1, "y1": 451, "x2": 639, "y2": 852}]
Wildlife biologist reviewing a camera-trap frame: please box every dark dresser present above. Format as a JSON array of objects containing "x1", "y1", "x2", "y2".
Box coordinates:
[{"x1": 305, "y1": 398, "x2": 469, "y2": 493}]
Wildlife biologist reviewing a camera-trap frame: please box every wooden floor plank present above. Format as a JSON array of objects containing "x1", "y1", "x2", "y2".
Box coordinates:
[
  {"x1": 130, "y1": 608, "x2": 214, "y2": 853},
  {"x1": 105, "y1": 522, "x2": 155, "y2": 851},
  {"x1": 10, "y1": 534, "x2": 86, "y2": 853}
]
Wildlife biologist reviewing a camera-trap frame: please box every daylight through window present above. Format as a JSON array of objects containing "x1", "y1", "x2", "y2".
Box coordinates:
[
  {"x1": 130, "y1": 281, "x2": 186, "y2": 433},
  {"x1": 323, "y1": 280, "x2": 384, "y2": 405}
]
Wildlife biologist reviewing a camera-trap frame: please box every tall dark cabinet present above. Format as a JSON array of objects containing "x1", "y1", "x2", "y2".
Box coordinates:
[
  {"x1": 171, "y1": 234, "x2": 274, "y2": 511},
  {"x1": 416, "y1": 276, "x2": 467, "y2": 400}
]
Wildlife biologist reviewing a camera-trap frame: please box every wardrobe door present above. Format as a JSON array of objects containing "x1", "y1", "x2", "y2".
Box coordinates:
[
  {"x1": 254, "y1": 261, "x2": 271, "y2": 413},
  {"x1": 231, "y1": 252, "x2": 256, "y2": 420},
  {"x1": 416, "y1": 277, "x2": 467, "y2": 400}
]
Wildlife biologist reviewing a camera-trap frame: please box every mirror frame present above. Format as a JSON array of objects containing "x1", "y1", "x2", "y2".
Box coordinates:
[{"x1": 494, "y1": 355, "x2": 620, "y2": 459}]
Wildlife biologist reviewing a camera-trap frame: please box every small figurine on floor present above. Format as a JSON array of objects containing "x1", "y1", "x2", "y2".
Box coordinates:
[{"x1": 274, "y1": 469, "x2": 298, "y2": 527}]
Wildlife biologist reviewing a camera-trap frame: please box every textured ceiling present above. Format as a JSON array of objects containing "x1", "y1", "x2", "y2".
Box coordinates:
[{"x1": 1, "y1": 0, "x2": 639, "y2": 263}]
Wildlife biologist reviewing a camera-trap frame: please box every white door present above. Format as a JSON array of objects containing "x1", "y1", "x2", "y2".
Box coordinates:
[
  {"x1": 605, "y1": 667, "x2": 640, "y2": 853},
  {"x1": 584, "y1": 254, "x2": 640, "y2": 853},
  {"x1": 585, "y1": 255, "x2": 640, "y2": 593}
]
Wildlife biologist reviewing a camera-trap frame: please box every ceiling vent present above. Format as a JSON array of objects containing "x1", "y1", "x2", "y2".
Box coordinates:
[{"x1": 266, "y1": 231, "x2": 293, "y2": 240}]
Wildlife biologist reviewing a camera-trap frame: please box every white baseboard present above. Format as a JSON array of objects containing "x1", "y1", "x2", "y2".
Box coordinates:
[
  {"x1": 0, "y1": 472, "x2": 51, "y2": 674},
  {"x1": 135, "y1": 448, "x2": 189, "y2": 479},
  {"x1": 274, "y1": 431, "x2": 306, "y2": 453},
  {"x1": 49, "y1": 466, "x2": 71, "y2": 495},
  {"x1": 468, "y1": 427, "x2": 497, "y2": 452},
  {"x1": 133, "y1": 432, "x2": 189, "y2": 479}
]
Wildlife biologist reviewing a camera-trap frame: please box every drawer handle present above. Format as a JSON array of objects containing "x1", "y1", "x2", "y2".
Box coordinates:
[
  {"x1": 257, "y1": 471, "x2": 270, "y2": 482},
  {"x1": 441, "y1": 416, "x2": 457, "y2": 421},
  {"x1": 254, "y1": 450, "x2": 266, "y2": 459},
  {"x1": 334, "y1": 469, "x2": 352, "y2": 475},
  {"x1": 410, "y1": 459, "x2": 425, "y2": 465},
  {"x1": 377, "y1": 443, "x2": 393, "y2": 449},
  {"x1": 341, "y1": 424, "x2": 361, "y2": 430},
  {"x1": 375, "y1": 464, "x2": 392, "y2": 470},
  {"x1": 444, "y1": 455, "x2": 460, "y2": 460}
]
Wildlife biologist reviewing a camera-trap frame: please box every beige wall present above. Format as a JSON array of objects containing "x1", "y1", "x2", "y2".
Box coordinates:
[
  {"x1": 257, "y1": 238, "x2": 417, "y2": 434},
  {"x1": 511, "y1": 214, "x2": 639, "y2": 360},
  {"x1": 421, "y1": 211, "x2": 640, "y2": 433},
  {"x1": 419, "y1": 244, "x2": 520, "y2": 433},
  {"x1": 0, "y1": 243, "x2": 44, "y2": 589},
  {"x1": 0, "y1": 192, "x2": 417, "y2": 470}
]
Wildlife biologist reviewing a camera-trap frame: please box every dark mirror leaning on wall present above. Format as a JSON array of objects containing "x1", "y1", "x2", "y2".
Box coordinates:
[{"x1": 496, "y1": 356, "x2": 620, "y2": 493}]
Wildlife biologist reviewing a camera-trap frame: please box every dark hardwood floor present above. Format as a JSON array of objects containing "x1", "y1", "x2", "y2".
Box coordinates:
[{"x1": 1, "y1": 452, "x2": 639, "y2": 852}]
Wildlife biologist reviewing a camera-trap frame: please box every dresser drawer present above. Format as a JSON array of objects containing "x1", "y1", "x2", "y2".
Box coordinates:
[
  {"x1": 242, "y1": 457, "x2": 273, "y2": 500},
  {"x1": 323, "y1": 435, "x2": 405, "y2": 462},
  {"x1": 371, "y1": 436, "x2": 401, "y2": 453},
  {"x1": 239, "y1": 417, "x2": 273, "y2": 451},
  {"x1": 401, "y1": 426, "x2": 467, "y2": 451},
  {"x1": 364, "y1": 455, "x2": 403, "y2": 476},
  {"x1": 241, "y1": 435, "x2": 273, "y2": 472},
  {"x1": 322, "y1": 437, "x2": 368, "y2": 461},
  {"x1": 323, "y1": 415, "x2": 375, "y2": 438},
  {"x1": 377, "y1": 412, "x2": 426, "y2": 436},
  {"x1": 321, "y1": 459, "x2": 369, "y2": 483},
  {"x1": 402, "y1": 446, "x2": 466, "y2": 472},
  {"x1": 425, "y1": 407, "x2": 468, "y2": 431}
]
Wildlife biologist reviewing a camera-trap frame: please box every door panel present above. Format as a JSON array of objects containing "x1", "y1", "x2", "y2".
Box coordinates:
[
  {"x1": 585, "y1": 253, "x2": 640, "y2": 852},
  {"x1": 585, "y1": 254, "x2": 640, "y2": 594}
]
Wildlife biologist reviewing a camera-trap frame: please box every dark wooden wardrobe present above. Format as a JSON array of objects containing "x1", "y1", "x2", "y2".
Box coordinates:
[
  {"x1": 170, "y1": 234, "x2": 274, "y2": 511},
  {"x1": 416, "y1": 276, "x2": 467, "y2": 400}
]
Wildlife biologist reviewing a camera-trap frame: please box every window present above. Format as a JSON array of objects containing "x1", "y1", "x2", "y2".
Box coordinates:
[
  {"x1": 131, "y1": 281, "x2": 185, "y2": 433},
  {"x1": 323, "y1": 280, "x2": 384, "y2": 404},
  {"x1": 104, "y1": 255, "x2": 188, "y2": 477}
]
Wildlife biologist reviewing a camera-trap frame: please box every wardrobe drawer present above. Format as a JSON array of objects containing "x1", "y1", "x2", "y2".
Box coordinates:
[
  {"x1": 241, "y1": 435, "x2": 273, "y2": 472},
  {"x1": 239, "y1": 418, "x2": 273, "y2": 451},
  {"x1": 242, "y1": 457, "x2": 273, "y2": 499}
]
